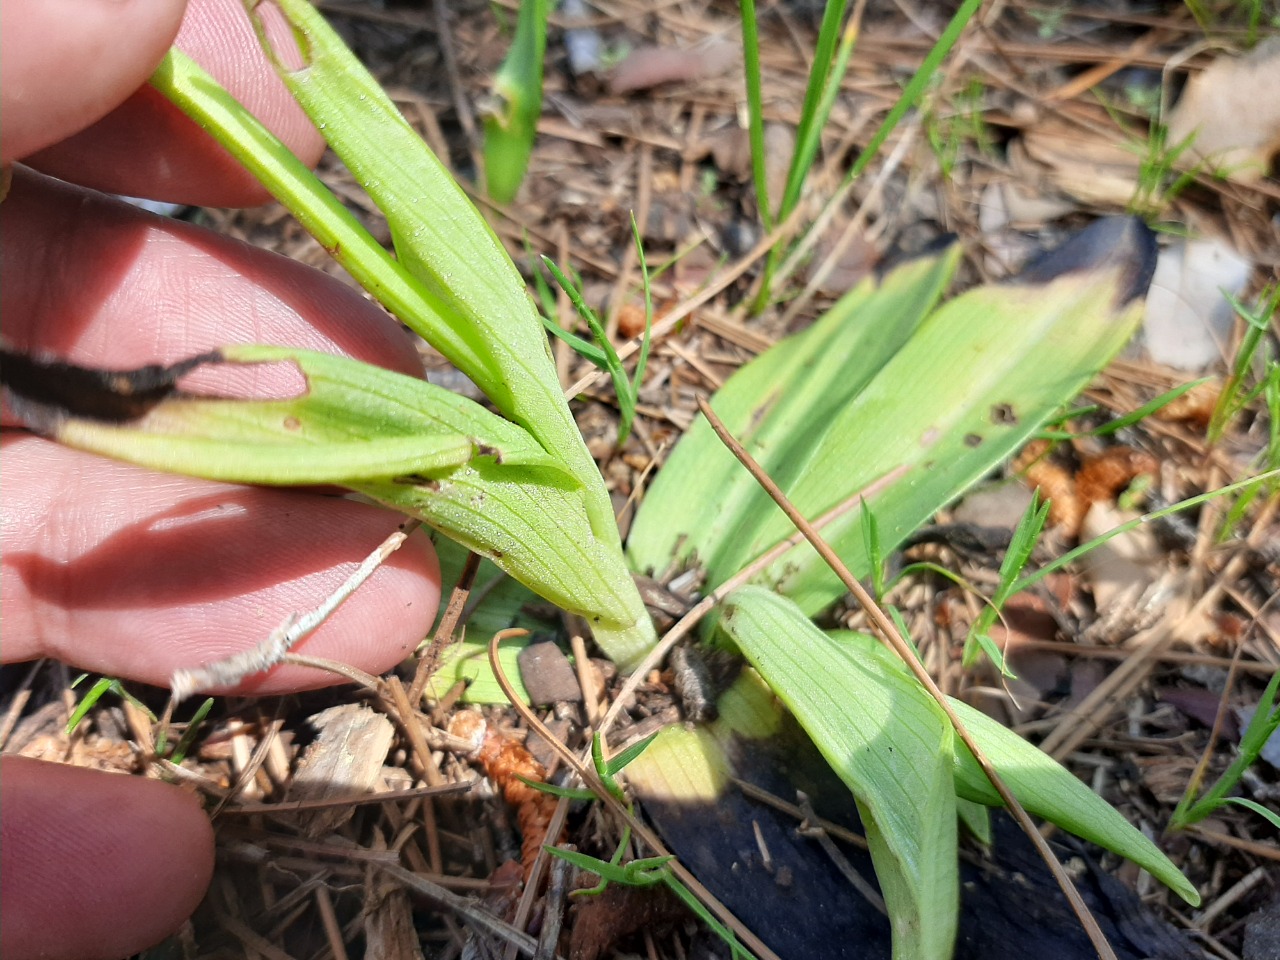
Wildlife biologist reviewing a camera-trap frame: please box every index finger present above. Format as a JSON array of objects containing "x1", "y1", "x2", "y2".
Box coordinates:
[{"x1": 11, "y1": 0, "x2": 325, "y2": 207}]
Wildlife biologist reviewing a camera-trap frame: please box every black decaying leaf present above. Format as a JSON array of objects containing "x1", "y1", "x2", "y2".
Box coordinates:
[
  {"x1": 0, "y1": 347, "x2": 223, "y2": 432},
  {"x1": 644, "y1": 720, "x2": 1202, "y2": 960}
]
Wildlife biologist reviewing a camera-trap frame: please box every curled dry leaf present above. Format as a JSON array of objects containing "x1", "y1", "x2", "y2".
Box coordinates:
[
  {"x1": 1074, "y1": 446, "x2": 1158, "y2": 507},
  {"x1": 1078, "y1": 502, "x2": 1163, "y2": 620},
  {"x1": 1015, "y1": 439, "x2": 1083, "y2": 535},
  {"x1": 1011, "y1": 120, "x2": 1141, "y2": 208},
  {"x1": 608, "y1": 38, "x2": 740, "y2": 93},
  {"x1": 1153, "y1": 379, "x2": 1221, "y2": 426},
  {"x1": 1015, "y1": 442, "x2": 1158, "y2": 538},
  {"x1": 1167, "y1": 38, "x2": 1280, "y2": 184}
]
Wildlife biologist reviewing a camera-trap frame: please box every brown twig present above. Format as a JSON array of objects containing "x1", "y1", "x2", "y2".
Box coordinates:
[
  {"x1": 564, "y1": 201, "x2": 814, "y2": 399},
  {"x1": 696, "y1": 395, "x2": 1119, "y2": 960},
  {"x1": 597, "y1": 460, "x2": 909, "y2": 739},
  {"x1": 409, "y1": 549, "x2": 482, "y2": 706},
  {"x1": 169, "y1": 519, "x2": 422, "y2": 701}
]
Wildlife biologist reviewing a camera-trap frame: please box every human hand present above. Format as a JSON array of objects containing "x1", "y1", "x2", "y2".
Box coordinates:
[{"x1": 0, "y1": 2, "x2": 441, "y2": 957}]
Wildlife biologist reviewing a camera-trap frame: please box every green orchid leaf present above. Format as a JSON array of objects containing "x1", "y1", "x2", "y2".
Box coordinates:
[
  {"x1": 721, "y1": 587, "x2": 958, "y2": 960},
  {"x1": 829, "y1": 629, "x2": 1200, "y2": 907},
  {"x1": 1, "y1": 343, "x2": 645, "y2": 657},
  {"x1": 956, "y1": 796, "x2": 992, "y2": 845},
  {"x1": 629, "y1": 220, "x2": 1156, "y2": 624},
  {"x1": 150, "y1": 8, "x2": 656, "y2": 666},
  {"x1": 253, "y1": 0, "x2": 611, "y2": 526},
  {"x1": 257, "y1": 0, "x2": 653, "y2": 663},
  {"x1": 628, "y1": 243, "x2": 960, "y2": 579},
  {"x1": 428, "y1": 636, "x2": 533, "y2": 705},
  {"x1": 357, "y1": 467, "x2": 655, "y2": 645},
  {"x1": 423, "y1": 538, "x2": 547, "y2": 704},
  {"x1": 20, "y1": 344, "x2": 567, "y2": 483}
]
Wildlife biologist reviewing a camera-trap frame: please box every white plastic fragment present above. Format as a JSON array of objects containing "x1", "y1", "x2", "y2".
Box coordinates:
[
  {"x1": 1143, "y1": 237, "x2": 1252, "y2": 370},
  {"x1": 561, "y1": 0, "x2": 602, "y2": 75}
]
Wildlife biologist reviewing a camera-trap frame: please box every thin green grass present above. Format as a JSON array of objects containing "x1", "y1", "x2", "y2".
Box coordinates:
[
  {"x1": 1096, "y1": 92, "x2": 1210, "y2": 224},
  {"x1": 1171, "y1": 669, "x2": 1280, "y2": 831},
  {"x1": 1012, "y1": 469, "x2": 1280, "y2": 600},
  {"x1": 538, "y1": 215, "x2": 655, "y2": 443},
  {"x1": 1039, "y1": 378, "x2": 1214, "y2": 441},
  {"x1": 961, "y1": 491, "x2": 1051, "y2": 674},
  {"x1": 523, "y1": 731, "x2": 759, "y2": 960},
  {"x1": 1184, "y1": 0, "x2": 1274, "y2": 45},
  {"x1": 924, "y1": 77, "x2": 996, "y2": 182},
  {"x1": 1210, "y1": 284, "x2": 1280, "y2": 541},
  {"x1": 939, "y1": 459, "x2": 1280, "y2": 677},
  {"x1": 67, "y1": 675, "x2": 155, "y2": 734},
  {"x1": 67, "y1": 675, "x2": 213, "y2": 764},
  {"x1": 483, "y1": 0, "x2": 553, "y2": 202},
  {"x1": 774, "y1": 0, "x2": 854, "y2": 221},
  {"x1": 738, "y1": 0, "x2": 773, "y2": 233},
  {"x1": 1209, "y1": 285, "x2": 1280, "y2": 443},
  {"x1": 746, "y1": 0, "x2": 983, "y2": 311}
]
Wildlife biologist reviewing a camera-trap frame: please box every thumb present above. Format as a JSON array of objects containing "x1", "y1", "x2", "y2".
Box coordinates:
[
  {"x1": 0, "y1": 756, "x2": 215, "y2": 960},
  {"x1": 0, "y1": 0, "x2": 188, "y2": 162}
]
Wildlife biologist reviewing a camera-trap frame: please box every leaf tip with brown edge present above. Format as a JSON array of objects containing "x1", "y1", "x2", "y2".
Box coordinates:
[{"x1": 1016, "y1": 216, "x2": 1158, "y2": 306}]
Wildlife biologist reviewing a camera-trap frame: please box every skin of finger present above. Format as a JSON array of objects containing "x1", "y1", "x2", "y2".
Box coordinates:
[
  {"x1": 1, "y1": 168, "x2": 423, "y2": 406},
  {"x1": 0, "y1": 0, "x2": 187, "y2": 163},
  {"x1": 0, "y1": 756, "x2": 216, "y2": 960},
  {"x1": 1, "y1": 166, "x2": 442, "y2": 691},
  {"x1": 2, "y1": 435, "x2": 442, "y2": 692},
  {"x1": 23, "y1": 0, "x2": 325, "y2": 207}
]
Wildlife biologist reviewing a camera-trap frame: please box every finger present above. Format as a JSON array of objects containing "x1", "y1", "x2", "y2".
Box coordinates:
[
  {"x1": 22, "y1": 0, "x2": 325, "y2": 207},
  {"x1": 2, "y1": 435, "x2": 441, "y2": 693},
  {"x1": 1, "y1": 167, "x2": 421, "y2": 400},
  {"x1": 0, "y1": 756, "x2": 215, "y2": 960},
  {"x1": 0, "y1": 0, "x2": 187, "y2": 162},
  {"x1": 1, "y1": 168, "x2": 442, "y2": 693}
]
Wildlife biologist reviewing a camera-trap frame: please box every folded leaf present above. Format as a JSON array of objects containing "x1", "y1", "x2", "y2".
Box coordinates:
[
  {"x1": 20, "y1": 344, "x2": 568, "y2": 483},
  {"x1": 258, "y1": 0, "x2": 615, "y2": 536},
  {"x1": 151, "y1": 9, "x2": 656, "y2": 665},
  {"x1": 483, "y1": 0, "x2": 553, "y2": 202},
  {"x1": 357, "y1": 467, "x2": 653, "y2": 646},
  {"x1": 262, "y1": 0, "x2": 655, "y2": 661},
  {"x1": 1, "y1": 344, "x2": 648, "y2": 661},
  {"x1": 827, "y1": 629, "x2": 1200, "y2": 907},
  {"x1": 721, "y1": 586, "x2": 958, "y2": 960}
]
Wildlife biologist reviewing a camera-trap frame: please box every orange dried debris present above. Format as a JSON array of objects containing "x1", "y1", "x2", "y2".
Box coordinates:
[
  {"x1": 1015, "y1": 441, "x2": 1158, "y2": 538},
  {"x1": 448, "y1": 710, "x2": 563, "y2": 880}
]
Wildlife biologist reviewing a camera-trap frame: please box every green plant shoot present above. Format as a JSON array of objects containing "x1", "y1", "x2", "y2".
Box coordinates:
[
  {"x1": 87, "y1": 0, "x2": 659, "y2": 668},
  {"x1": 1171, "y1": 670, "x2": 1280, "y2": 831},
  {"x1": 962, "y1": 490, "x2": 1052, "y2": 672},
  {"x1": 483, "y1": 0, "x2": 554, "y2": 202},
  {"x1": 531, "y1": 730, "x2": 758, "y2": 960}
]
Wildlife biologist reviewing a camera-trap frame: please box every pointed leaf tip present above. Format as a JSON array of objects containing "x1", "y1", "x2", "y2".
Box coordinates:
[{"x1": 1016, "y1": 216, "x2": 1157, "y2": 305}]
